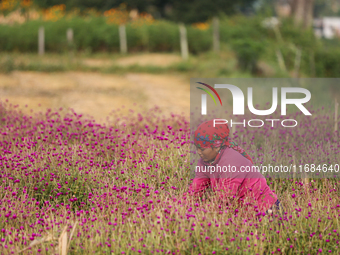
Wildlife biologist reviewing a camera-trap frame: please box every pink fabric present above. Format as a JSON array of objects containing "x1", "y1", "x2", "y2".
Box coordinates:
[{"x1": 185, "y1": 147, "x2": 277, "y2": 212}]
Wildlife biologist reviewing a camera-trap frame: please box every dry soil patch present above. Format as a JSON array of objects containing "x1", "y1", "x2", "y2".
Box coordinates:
[
  {"x1": 82, "y1": 53, "x2": 182, "y2": 68},
  {"x1": 0, "y1": 71, "x2": 189, "y2": 123}
]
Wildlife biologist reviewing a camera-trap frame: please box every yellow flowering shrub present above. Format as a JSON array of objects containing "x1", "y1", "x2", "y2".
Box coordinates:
[
  {"x1": 43, "y1": 4, "x2": 65, "y2": 21},
  {"x1": 0, "y1": 0, "x2": 18, "y2": 11},
  {"x1": 104, "y1": 4, "x2": 129, "y2": 25},
  {"x1": 192, "y1": 22, "x2": 210, "y2": 30},
  {"x1": 20, "y1": 0, "x2": 32, "y2": 8}
]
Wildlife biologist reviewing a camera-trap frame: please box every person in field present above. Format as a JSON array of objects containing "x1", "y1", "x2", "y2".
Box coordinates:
[{"x1": 185, "y1": 119, "x2": 280, "y2": 214}]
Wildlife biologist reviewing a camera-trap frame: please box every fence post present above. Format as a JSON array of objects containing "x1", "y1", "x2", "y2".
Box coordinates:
[
  {"x1": 67, "y1": 28, "x2": 74, "y2": 46},
  {"x1": 119, "y1": 24, "x2": 127, "y2": 54},
  {"x1": 179, "y1": 23, "x2": 189, "y2": 60},
  {"x1": 38, "y1": 26, "x2": 45, "y2": 55},
  {"x1": 212, "y1": 17, "x2": 220, "y2": 53}
]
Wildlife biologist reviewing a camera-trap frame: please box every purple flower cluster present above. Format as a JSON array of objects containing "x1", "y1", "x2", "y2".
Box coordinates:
[{"x1": 0, "y1": 101, "x2": 339, "y2": 254}]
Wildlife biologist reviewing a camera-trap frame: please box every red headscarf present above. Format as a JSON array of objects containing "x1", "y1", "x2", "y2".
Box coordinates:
[{"x1": 194, "y1": 119, "x2": 253, "y2": 165}]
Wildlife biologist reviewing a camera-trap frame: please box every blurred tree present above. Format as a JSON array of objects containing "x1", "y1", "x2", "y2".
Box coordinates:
[
  {"x1": 33, "y1": 0, "x2": 120, "y2": 11},
  {"x1": 289, "y1": 0, "x2": 314, "y2": 29},
  {"x1": 32, "y1": 0, "x2": 257, "y2": 22},
  {"x1": 164, "y1": 0, "x2": 257, "y2": 23},
  {"x1": 257, "y1": 0, "x2": 316, "y2": 29},
  {"x1": 314, "y1": 0, "x2": 340, "y2": 16}
]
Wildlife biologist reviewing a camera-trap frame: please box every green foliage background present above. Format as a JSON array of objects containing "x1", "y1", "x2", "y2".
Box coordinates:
[{"x1": 0, "y1": 13, "x2": 340, "y2": 77}]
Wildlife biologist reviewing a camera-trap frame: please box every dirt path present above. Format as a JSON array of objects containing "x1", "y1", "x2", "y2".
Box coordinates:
[
  {"x1": 83, "y1": 53, "x2": 182, "y2": 68},
  {"x1": 0, "y1": 71, "x2": 190, "y2": 123}
]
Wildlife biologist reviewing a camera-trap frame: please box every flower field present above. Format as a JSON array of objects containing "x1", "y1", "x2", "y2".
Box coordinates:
[{"x1": 0, "y1": 101, "x2": 339, "y2": 255}]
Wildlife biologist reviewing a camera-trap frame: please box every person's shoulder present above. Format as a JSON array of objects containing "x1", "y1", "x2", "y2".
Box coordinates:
[
  {"x1": 197, "y1": 158, "x2": 203, "y2": 166},
  {"x1": 220, "y1": 147, "x2": 253, "y2": 166}
]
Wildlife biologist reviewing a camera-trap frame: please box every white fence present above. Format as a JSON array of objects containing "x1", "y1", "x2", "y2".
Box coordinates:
[{"x1": 36, "y1": 19, "x2": 221, "y2": 59}]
